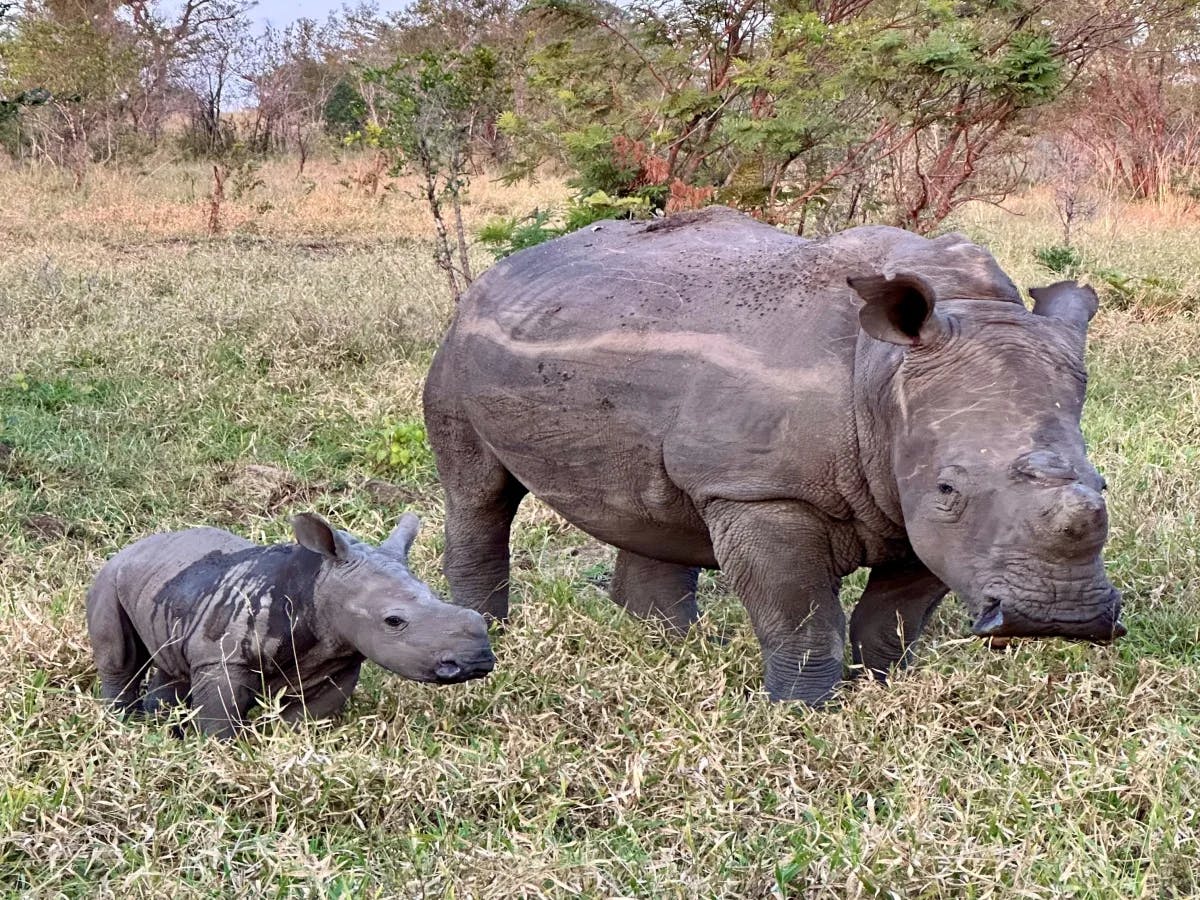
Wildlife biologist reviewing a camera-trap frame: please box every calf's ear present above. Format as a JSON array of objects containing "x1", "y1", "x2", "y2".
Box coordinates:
[
  {"x1": 292, "y1": 513, "x2": 354, "y2": 561},
  {"x1": 379, "y1": 513, "x2": 421, "y2": 563},
  {"x1": 848, "y1": 272, "x2": 945, "y2": 347}
]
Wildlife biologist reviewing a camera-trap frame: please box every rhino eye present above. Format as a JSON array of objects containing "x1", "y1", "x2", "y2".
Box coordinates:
[
  {"x1": 384, "y1": 615, "x2": 406, "y2": 628},
  {"x1": 937, "y1": 482, "x2": 956, "y2": 495}
]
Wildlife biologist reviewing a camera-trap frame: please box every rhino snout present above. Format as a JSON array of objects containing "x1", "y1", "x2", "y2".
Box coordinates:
[
  {"x1": 433, "y1": 647, "x2": 497, "y2": 684},
  {"x1": 971, "y1": 586, "x2": 1125, "y2": 643}
]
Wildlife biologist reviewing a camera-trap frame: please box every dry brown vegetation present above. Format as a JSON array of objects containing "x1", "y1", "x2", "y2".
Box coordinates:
[{"x1": 1, "y1": 160, "x2": 1199, "y2": 897}]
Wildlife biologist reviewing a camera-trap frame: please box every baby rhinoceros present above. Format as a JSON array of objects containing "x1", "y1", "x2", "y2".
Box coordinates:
[{"x1": 86, "y1": 512, "x2": 495, "y2": 737}]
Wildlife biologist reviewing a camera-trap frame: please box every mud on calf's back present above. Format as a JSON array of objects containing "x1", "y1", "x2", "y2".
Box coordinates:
[{"x1": 86, "y1": 511, "x2": 495, "y2": 737}]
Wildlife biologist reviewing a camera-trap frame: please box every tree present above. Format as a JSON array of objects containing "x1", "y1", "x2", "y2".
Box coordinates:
[
  {"x1": 1062, "y1": 9, "x2": 1200, "y2": 201},
  {"x1": 124, "y1": 0, "x2": 252, "y2": 142},
  {"x1": 323, "y1": 76, "x2": 365, "y2": 138},
  {"x1": 0, "y1": 2, "x2": 141, "y2": 167},
  {"x1": 364, "y1": 47, "x2": 510, "y2": 301},
  {"x1": 175, "y1": 2, "x2": 253, "y2": 156},
  {"x1": 503, "y1": 0, "x2": 1192, "y2": 233}
]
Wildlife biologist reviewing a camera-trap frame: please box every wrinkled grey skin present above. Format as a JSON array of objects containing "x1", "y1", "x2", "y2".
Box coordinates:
[
  {"x1": 423, "y1": 206, "x2": 1123, "y2": 706},
  {"x1": 87, "y1": 512, "x2": 495, "y2": 736}
]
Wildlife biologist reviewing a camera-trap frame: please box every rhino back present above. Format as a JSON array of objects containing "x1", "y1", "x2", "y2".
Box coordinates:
[
  {"x1": 113, "y1": 530, "x2": 325, "y2": 680},
  {"x1": 433, "y1": 210, "x2": 869, "y2": 554}
]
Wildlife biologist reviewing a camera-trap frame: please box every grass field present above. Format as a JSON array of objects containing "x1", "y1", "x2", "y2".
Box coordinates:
[{"x1": 1, "y1": 159, "x2": 1198, "y2": 897}]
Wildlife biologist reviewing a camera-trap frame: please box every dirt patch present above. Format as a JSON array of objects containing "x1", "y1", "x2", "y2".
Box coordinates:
[
  {"x1": 21, "y1": 513, "x2": 86, "y2": 542},
  {"x1": 361, "y1": 478, "x2": 422, "y2": 507},
  {"x1": 221, "y1": 463, "x2": 320, "y2": 521},
  {"x1": 641, "y1": 205, "x2": 741, "y2": 234}
]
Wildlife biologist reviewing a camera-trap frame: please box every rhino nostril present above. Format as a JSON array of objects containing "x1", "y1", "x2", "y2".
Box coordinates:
[
  {"x1": 972, "y1": 599, "x2": 1005, "y2": 636},
  {"x1": 435, "y1": 660, "x2": 463, "y2": 680}
]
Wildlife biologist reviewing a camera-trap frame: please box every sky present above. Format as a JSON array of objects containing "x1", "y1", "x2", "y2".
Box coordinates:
[{"x1": 239, "y1": 0, "x2": 406, "y2": 31}]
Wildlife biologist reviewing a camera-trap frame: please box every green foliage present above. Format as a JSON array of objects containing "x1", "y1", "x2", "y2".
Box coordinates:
[
  {"x1": 323, "y1": 77, "x2": 366, "y2": 139},
  {"x1": 1, "y1": 15, "x2": 138, "y2": 116},
  {"x1": 361, "y1": 47, "x2": 512, "y2": 298},
  {"x1": 508, "y1": 0, "x2": 1080, "y2": 232},
  {"x1": 477, "y1": 191, "x2": 653, "y2": 259},
  {"x1": 1036, "y1": 244, "x2": 1084, "y2": 276},
  {"x1": 477, "y1": 208, "x2": 561, "y2": 259},
  {"x1": 362, "y1": 48, "x2": 509, "y2": 190},
  {"x1": 998, "y1": 32, "x2": 1062, "y2": 103},
  {"x1": 365, "y1": 420, "x2": 435, "y2": 480}
]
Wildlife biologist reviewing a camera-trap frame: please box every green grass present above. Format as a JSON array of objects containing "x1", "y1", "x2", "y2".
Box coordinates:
[{"x1": 1, "y1": 164, "x2": 1198, "y2": 897}]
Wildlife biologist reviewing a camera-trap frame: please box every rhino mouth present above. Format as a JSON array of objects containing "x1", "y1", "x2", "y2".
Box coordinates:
[
  {"x1": 427, "y1": 651, "x2": 497, "y2": 685},
  {"x1": 969, "y1": 586, "x2": 1125, "y2": 644}
]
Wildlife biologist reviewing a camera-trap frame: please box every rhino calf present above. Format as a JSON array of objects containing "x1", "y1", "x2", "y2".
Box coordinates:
[{"x1": 87, "y1": 512, "x2": 495, "y2": 736}]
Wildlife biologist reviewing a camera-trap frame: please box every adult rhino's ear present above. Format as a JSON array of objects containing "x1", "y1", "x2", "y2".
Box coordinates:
[
  {"x1": 847, "y1": 272, "x2": 945, "y2": 347},
  {"x1": 1029, "y1": 281, "x2": 1098, "y2": 329},
  {"x1": 379, "y1": 512, "x2": 420, "y2": 563},
  {"x1": 291, "y1": 513, "x2": 354, "y2": 561}
]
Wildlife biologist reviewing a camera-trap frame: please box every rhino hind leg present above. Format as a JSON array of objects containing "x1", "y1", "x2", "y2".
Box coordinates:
[
  {"x1": 429, "y1": 414, "x2": 527, "y2": 621},
  {"x1": 610, "y1": 549, "x2": 699, "y2": 635},
  {"x1": 849, "y1": 557, "x2": 949, "y2": 681},
  {"x1": 704, "y1": 499, "x2": 846, "y2": 706},
  {"x1": 86, "y1": 573, "x2": 151, "y2": 715}
]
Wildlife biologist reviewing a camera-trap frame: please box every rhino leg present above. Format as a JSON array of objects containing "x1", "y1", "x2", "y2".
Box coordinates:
[
  {"x1": 189, "y1": 664, "x2": 256, "y2": 738},
  {"x1": 610, "y1": 550, "x2": 699, "y2": 635},
  {"x1": 86, "y1": 572, "x2": 150, "y2": 715},
  {"x1": 849, "y1": 557, "x2": 948, "y2": 681},
  {"x1": 705, "y1": 500, "x2": 845, "y2": 705},
  {"x1": 142, "y1": 669, "x2": 190, "y2": 716},
  {"x1": 430, "y1": 415, "x2": 527, "y2": 621},
  {"x1": 280, "y1": 662, "x2": 362, "y2": 723}
]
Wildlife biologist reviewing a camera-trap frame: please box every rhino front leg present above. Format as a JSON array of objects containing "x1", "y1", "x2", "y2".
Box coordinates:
[
  {"x1": 142, "y1": 669, "x2": 190, "y2": 716},
  {"x1": 189, "y1": 664, "x2": 256, "y2": 738},
  {"x1": 705, "y1": 500, "x2": 845, "y2": 705},
  {"x1": 849, "y1": 557, "x2": 948, "y2": 681},
  {"x1": 610, "y1": 550, "x2": 699, "y2": 635},
  {"x1": 280, "y1": 662, "x2": 362, "y2": 723}
]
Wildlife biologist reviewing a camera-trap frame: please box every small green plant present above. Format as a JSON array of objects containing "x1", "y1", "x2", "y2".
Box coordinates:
[
  {"x1": 1091, "y1": 266, "x2": 1135, "y2": 299},
  {"x1": 1035, "y1": 244, "x2": 1084, "y2": 276},
  {"x1": 365, "y1": 419, "x2": 434, "y2": 480},
  {"x1": 477, "y1": 208, "x2": 562, "y2": 260},
  {"x1": 478, "y1": 191, "x2": 653, "y2": 260}
]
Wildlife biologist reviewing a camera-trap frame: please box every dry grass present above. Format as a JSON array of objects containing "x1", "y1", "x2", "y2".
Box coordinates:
[{"x1": 1, "y1": 158, "x2": 1198, "y2": 897}]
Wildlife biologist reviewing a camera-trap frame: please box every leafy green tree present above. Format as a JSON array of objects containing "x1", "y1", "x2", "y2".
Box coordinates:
[
  {"x1": 363, "y1": 47, "x2": 510, "y2": 301},
  {"x1": 499, "y1": 0, "x2": 1176, "y2": 233},
  {"x1": 0, "y1": 8, "x2": 141, "y2": 165},
  {"x1": 323, "y1": 77, "x2": 365, "y2": 138}
]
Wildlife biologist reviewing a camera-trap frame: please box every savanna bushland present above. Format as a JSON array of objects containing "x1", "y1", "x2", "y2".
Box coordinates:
[{"x1": 2, "y1": 0, "x2": 1200, "y2": 896}]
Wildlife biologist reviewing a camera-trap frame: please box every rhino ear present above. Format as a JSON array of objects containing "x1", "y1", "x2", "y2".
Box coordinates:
[
  {"x1": 291, "y1": 513, "x2": 354, "y2": 561},
  {"x1": 1029, "y1": 281, "x2": 1098, "y2": 329},
  {"x1": 379, "y1": 513, "x2": 420, "y2": 563},
  {"x1": 848, "y1": 272, "x2": 945, "y2": 347}
]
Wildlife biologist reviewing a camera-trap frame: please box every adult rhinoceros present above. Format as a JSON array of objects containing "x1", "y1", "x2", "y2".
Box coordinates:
[{"x1": 422, "y1": 206, "x2": 1123, "y2": 705}]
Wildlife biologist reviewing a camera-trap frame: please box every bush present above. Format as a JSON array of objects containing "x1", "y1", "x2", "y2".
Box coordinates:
[
  {"x1": 1035, "y1": 244, "x2": 1084, "y2": 276},
  {"x1": 365, "y1": 419, "x2": 435, "y2": 481}
]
